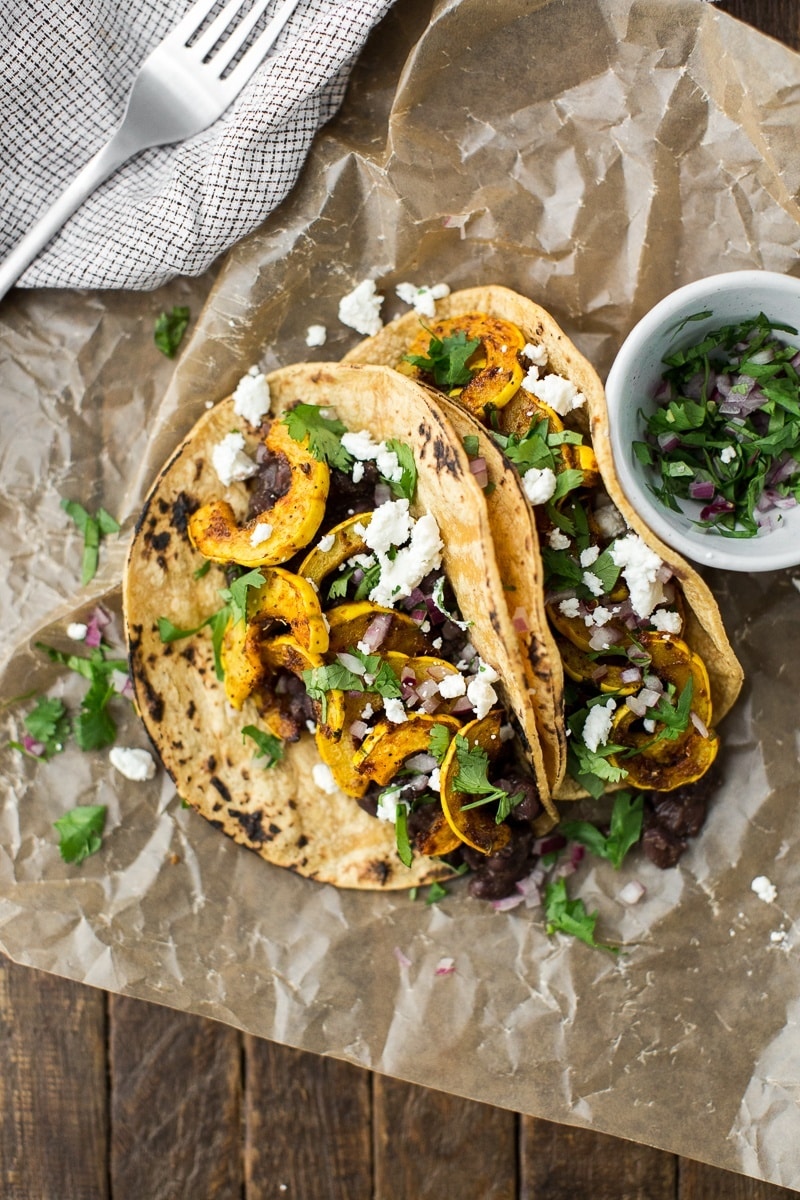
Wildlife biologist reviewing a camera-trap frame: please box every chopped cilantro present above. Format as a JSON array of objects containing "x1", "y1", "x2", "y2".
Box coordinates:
[
  {"x1": 404, "y1": 328, "x2": 480, "y2": 389},
  {"x1": 54, "y1": 804, "x2": 107, "y2": 864},
  {"x1": 302, "y1": 650, "x2": 401, "y2": 721},
  {"x1": 395, "y1": 802, "x2": 413, "y2": 868},
  {"x1": 282, "y1": 404, "x2": 353, "y2": 471},
  {"x1": 11, "y1": 696, "x2": 70, "y2": 760},
  {"x1": 242, "y1": 724, "x2": 283, "y2": 768},
  {"x1": 35, "y1": 642, "x2": 129, "y2": 751},
  {"x1": 61, "y1": 498, "x2": 120, "y2": 586},
  {"x1": 383, "y1": 439, "x2": 417, "y2": 501},
  {"x1": 193, "y1": 560, "x2": 212, "y2": 580},
  {"x1": 425, "y1": 880, "x2": 449, "y2": 904},
  {"x1": 559, "y1": 791, "x2": 644, "y2": 868},
  {"x1": 462, "y1": 434, "x2": 481, "y2": 457},
  {"x1": 428, "y1": 723, "x2": 453, "y2": 764},
  {"x1": 154, "y1": 306, "x2": 190, "y2": 358},
  {"x1": 544, "y1": 877, "x2": 616, "y2": 951},
  {"x1": 452, "y1": 736, "x2": 523, "y2": 825},
  {"x1": 219, "y1": 569, "x2": 266, "y2": 626}
]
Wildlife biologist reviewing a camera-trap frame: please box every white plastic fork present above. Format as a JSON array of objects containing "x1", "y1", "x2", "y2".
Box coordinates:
[{"x1": 0, "y1": 0, "x2": 302, "y2": 300}]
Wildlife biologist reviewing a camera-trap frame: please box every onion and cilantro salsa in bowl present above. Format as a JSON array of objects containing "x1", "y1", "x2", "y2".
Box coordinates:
[{"x1": 606, "y1": 269, "x2": 800, "y2": 572}]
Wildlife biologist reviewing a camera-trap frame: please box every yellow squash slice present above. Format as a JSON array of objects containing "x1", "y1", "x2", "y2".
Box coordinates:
[
  {"x1": 297, "y1": 513, "x2": 370, "y2": 589},
  {"x1": 439, "y1": 710, "x2": 512, "y2": 855},
  {"x1": 353, "y1": 714, "x2": 461, "y2": 787},
  {"x1": 326, "y1": 601, "x2": 432, "y2": 658},
  {"x1": 400, "y1": 314, "x2": 525, "y2": 416}
]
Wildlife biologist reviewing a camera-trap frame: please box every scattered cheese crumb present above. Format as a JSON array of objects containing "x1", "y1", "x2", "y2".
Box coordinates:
[
  {"x1": 317, "y1": 533, "x2": 336, "y2": 553},
  {"x1": 395, "y1": 281, "x2": 450, "y2": 319},
  {"x1": 467, "y1": 659, "x2": 500, "y2": 720},
  {"x1": 338, "y1": 279, "x2": 384, "y2": 336},
  {"x1": 67, "y1": 623, "x2": 88, "y2": 641},
  {"x1": 232, "y1": 366, "x2": 271, "y2": 426},
  {"x1": 383, "y1": 698, "x2": 408, "y2": 725},
  {"x1": 582, "y1": 571, "x2": 604, "y2": 597},
  {"x1": 650, "y1": 609, "x2": 682, "y2": 633},
  {"x1": 249, "y1": 521, "x2": 273, "y2": 547},
  {"x1": 719, "y1": 445, "x2": 737, "y2": 464},
  {"x1": 521, "y1": 466, "x2": 557, "y2": 505},
  {"x1": 559, "y1": 597, "x2": 581, "y2": 619},
  {"x1": 582, "y1": 698, "x2": 617, "y2": 753},
  {"x1": 523, "y1": 342, "x2": 548, "y2": 366},
  {"x1": 580, "y1": 545, "x2": 600, "y2": 567},
  {"x1": 609, "y1": 533, "x2": 666, "y2": 619},
  {"x1": 751, "y1": 875, "x2": 777, "y2": 904},
  {"x1": 212, "y1": 432, "x2": 258, "y2": 487},
  {"x1": 437, "y1": 673, "x2": 467, "y2": 699},
  {"x1": 376, "y1": 787, "x2": 406, "y2": 822},
  {"x1": 109, "y1": 746, "x2": 156, "y2": 782},
  {"x1": 522, "y1": 372, "x2": 586, "y2": 415},
  {"x1": 548, "y1": 528, "x2": 570, "y2": 550},
  {"x1": 312, "y1": 762, "x2": 339, "y2": 794},
  {"x1": 305, "y1": 324, "x2": 327, "y2": 347},
  {"x1": 428, "y1": 767, "x2": 441, "y2": 792}
]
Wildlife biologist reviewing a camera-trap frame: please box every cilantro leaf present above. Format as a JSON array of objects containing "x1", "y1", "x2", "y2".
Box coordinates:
[
  {"x1": 219, "y1": 569, "x2": 266, "y2": 626},
  {"x1": 282, "y1": 404, "x2": 353, "y2": 471},
  {"x1": 425, "y1": 880, "x2": 449, "y2": 904},
  {"x1": 154, "y1": 306, "x2": 191, "y2": 358},
  {"x1": 395, "y1": 802, "x2": 413, "y2": 868},
  {"x1": 382, "y1": 439, "x2": 417, "y2": 501},
  {"x1": 73, "y1": 677, "x2": 117, "y2": 750},
  {"x1": 54, "y1": 804, "x2": 106, "y2": 864},
  {"x1": 452, "y1": 735, "x2": 523, "y2": 824},
  {"x1": 242, "y1": 724, "x2": 283, "y2": 768},
  {"x1": 61, "y1": 498, "x2": 120, "y2": 586},
  {"x1": 404, "y1": 328, "x2": 480, "y2": 389},
  {"x1": 22, "y1": 696, "x2": 70, "y2": 759},
  {"x1": 428, "y1": 723, "x2": 453, "y2": 764},
  {"x1": 463, "y1": 434, "x2": 481, "y2": 457},
  {"x1": 559, "y1": 791, "x2": 644, "y2": 869},
  {"x1": 544, "y1": 877, "x2": 616, "y2": 951},
  {"x1": 646, "y1": 676, "x2": 694, "y2": 742}
]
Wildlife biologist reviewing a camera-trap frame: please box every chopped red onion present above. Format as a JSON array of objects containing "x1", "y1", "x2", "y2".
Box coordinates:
[
  {"x1": 689, "y1": 480, "x2": 715, "y2": 501},
  {"x1": 618, "y1": 879, "x2": 646, "y2": 905},
  {"x1": 690, "y1": 711, "x2": 710, "y2": 738},
  {"x1": 620, "y1": 666, "x2": 642, "y2": 684},
  {"x1": 657, "y1": 432, "x2": 680, "y2": 453},
  {"x1": 569, "y1": 843, "x2": 585, "y2": 868},
  {"x1": 22, "y1": 735, "x2": 46, "y2": 757},
  {"x1": 373, "y1": 483, "x2": 392, "y2": 506},
  {"x1": 492, "y1": 893, "x2": 526, "y2": 912},
  {"x1": 589, "y1": 625, "x2": 621, "y2": 652},
  {"x1": 416, "y1": 679, "x2": 440, "y2": 703},
  {"x1": 420, "y1": 696, "x2": 441, "y2": 714},
  {"x1": 337, "y1": 651, "x2": 367, "y2": 675},
  {"x1": 642, "y1": 674, "x2": 663, "y2": 694},
  {"x1": 638, "y1": 687, "x2": 662, "y2": 709},
  {"x1": 349, "y1": 719, "x2": 369, "y2": 741},
  {"x1": 435, "y1": 957, "x2": 456, "y2": 976},
  {"x1": 591, "y1": 665, "x2": 609, "y2": 683},
  {"x1": 405, "y1": 752, "x2": 438, "y2": 773},
  {"x1": 626, "y1": 693, "x2": 649, "y2": 718},
  {"x1": 394, "y1": 946, "x2": 412, "y2": 969},
  {"x1": 533, "y1": 834, "x2": 567, "y2": 856},
  {"x1": 469, "y1": 457, "x2": 489, "y2": 488},
  {"x1": 361, "y1": 613, "x2": 393, "y2": 651},
  {"x1": 450, "y1": 694, "x2": 474, "y2": 714}
]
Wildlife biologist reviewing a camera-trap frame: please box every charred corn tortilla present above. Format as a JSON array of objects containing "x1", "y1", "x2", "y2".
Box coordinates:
[
  {"x1": 124, "y1": 362, "x2": 554, "y2": 888},
  {"x1": 344, "y1": 286, "x2": 743, "y2": 799}
]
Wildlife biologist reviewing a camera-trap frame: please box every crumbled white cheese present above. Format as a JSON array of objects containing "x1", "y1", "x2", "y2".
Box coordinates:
[
  {"x1": 643, "y1": 718, "x2": 656, "y2": 733},
  {"x1": 212, "y1": 432, "x2": 258, "y2": 486},
  {"x1": 395, "y1": 281, "x2": 450, "y2": 319},
  {"x1": 650, "y1": 608, "x2": 682, "y2": 634},
  {"x1": 437, "y1": 673, "x2": 467, "y2": 699},
  {"x1": 376, "y1": 787, "x2": 406, "y2": 823},
  {"x1": 466, "y1": 659, "x2": 500, "y2": 720},
  {"x1": 249, "y1": 521, "x2": 273, "y2": 547},
  {"x1": 559, "y1": 597, "x2": 581, "y2": 619},
  {"x1": 582, "y1": 571, "x2": 604, "y2": 597},
  {"x1": 383, "y1": 698, "x2": 407, "y2": 725},
  {"x1": 232, "y1": 366, "x2": 271, "y2": 426},
  {"x1": 522, "y1": 372, "x2": 586, "y2": 415},
  {"x1": 341, "y1": 428, "x2": 381, "y2": 461},
  {"x1": 352, "y1": 461, "x2": 365, "y2": 483},
  {"x1": 751, "y1": 875, "x2": 777, "y2": 904},
  {"x1": 428, "y1": 767, "x2": 441, "y2": 793},
  {"x1": 521, "y1": 466, "x2": 557, "y2": 505},
  {"x1": 109, "y1": 746, "x2": 156, "y2": 782},
  {"x1": 719, "y1": 445, "x2": 736, "y2": 464},
  {"x1": 341, "y1": 428, "x2": 404, "y2": 483},
  {"x1": 305, "y1": 324, "x2": 327, "y2": 347},
  {"x1": 364, "y1": 503, "x2": 444, "y2": 608},
  {"x1": 312, "y1": 762, "x2": 339, "y2": 794},
  {"x1": 548, "y1": 528, "x2": 571, "y2": 551},
  {"x1": 593, "y1": 501, "x2": 627, "y2": 540},
  {"x1": 360, "y1": 701, "x2": 374, "y2": 720},
  {"x1": 67, "y1": 622, "x2": 88, "y2": 641},
  {"x1": 363, "y1": 499, "x2": 413, "y2": 556},
  {"x1": 338, "y1": 279, "x2": 384, "y2": 336},
  {"x1": 580, "y1": 544, "x2": 600, "y2": 567},
  {"x1": 375, "y1": 446, "x2": 403, "y2": 482},
  {"x1": 609, "y1": 533, "x2": 666, "y2": 619},
  {"x1": 582, "y1": 698, "x2": 617, "y2": 753},
  {"x1": 317, "y1": 533, "x2": 336, "y2": 553},
  {"x1": 523, "y1": 342, "x2": 548, "y2": 366},
  {"x1": 591, "y1": 605, "x2": 612, "y2": 626}
]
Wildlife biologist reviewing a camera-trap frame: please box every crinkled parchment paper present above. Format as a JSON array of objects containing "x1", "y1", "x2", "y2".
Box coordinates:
[{"x1": 2, "y1": 0, "x2": 800, "y2": 1186}]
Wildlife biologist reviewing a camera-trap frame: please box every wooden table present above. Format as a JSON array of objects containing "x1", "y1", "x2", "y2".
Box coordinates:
[{"x1": 2, "y1": 2, "x2": 799, "y2": 1196}]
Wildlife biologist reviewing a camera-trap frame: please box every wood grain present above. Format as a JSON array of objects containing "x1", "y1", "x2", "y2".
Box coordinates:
[
  {"x1": 243, "y1": 1040, "x2": 372, "y2": 1200},
  {"x1": 109, "y1": 994, "x2": 242, "y2": 1200},
  {"x1": 520, "y1": 1118, "x2": 676, "y2": 1200},
  {"x1": 373, "y1": 1076, "x2": 517, "y2": 1200},
  {"x1": 0, "y1": 954, "x2": 109, "y2": 1200},
  {"x1": 717, "y1": 0, "x2": 800, "y2": 50},
  {"x1": 680, "y1": 1158, "x2": 800, "y2": 1200}
]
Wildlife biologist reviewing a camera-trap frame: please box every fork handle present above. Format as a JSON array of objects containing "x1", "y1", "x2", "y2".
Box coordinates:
[{"x1": 0, "y1": 126, "x2": 140, "y2": 301}]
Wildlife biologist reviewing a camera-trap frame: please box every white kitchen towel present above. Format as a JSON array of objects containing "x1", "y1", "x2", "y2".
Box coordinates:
[{"x1": 0, "y1": 0, "x2": 394, "y2": 290}]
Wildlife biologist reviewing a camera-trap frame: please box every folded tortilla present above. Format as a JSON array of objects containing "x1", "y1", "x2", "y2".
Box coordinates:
[{"x1": 124, "y1": 362, "x2": 554, "y2": 888}]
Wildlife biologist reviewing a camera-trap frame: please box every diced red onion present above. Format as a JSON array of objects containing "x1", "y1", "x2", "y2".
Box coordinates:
[
  {"x1": 589, "y1": 626, "x2": 621, "y2": 652},
  {"x1": 553, "y1": 859, "x2": 577, "y2": 880},
  {"x1": 627, "y1": 643, "x2": 652, "y2": 667},
  {"x1": 515, "y1": 872, "x2": 543, "y2": 907},
  {"x1": 656, "y1": 563, "x2": 674, "y2": 584},
  {"x1": 533, "y1": 834, "x2": 567, "y2": 856},
  {"x1": 373, "y1": 483, "x2": 392, "y2": 506},
  {"x1": 401, "y1": 680, "x2": 419, "y2": 704},
  {"x1": 401, "y1": 664, "x2": 417, "y2": 682},
  {"x1": 592, "y1": 665, "x2": 609, "y2": 683},
  {"x1": 435, "y1": 957, "x2": 456, "y2": 975},
  {"x1": 689, "y1": 480, "x2": 715, "y2": 501},
  {"x1": 420, "y1": 696, "x2": 441, "y2": 714},
  {"x1": 657, "y1": 432, "x2": 680, "y2": 453},
  {"x1": 416, "y1": 679, "x2": 440, "y2": 702},
  {"x1": 642, "y1": 674, "x2": 663, "y2": 694},
  {"x1": 337, "y1": 651, "x2": 367, "y2": 675},
  {"x1": 690, "y1": 711, "x2": 710, "y2": 738},
  {"x1": 426, "y1": 665, "x2": 449, "y2": 682},
  {"x1": 620, "y1": 666, "x2": 642, "y2": 684},
  {"x1": 450, "y1": 694, "x2": 474, "y2": 714},
  {"x1": 469, "y1": 457, "x2": 489, "y2": 488},
  {"x1": 626, "y1": 693, "x2": 649, "y2": 718},
  {"x1": 619, "y1": 880, "x2": 646, "y2": 905},
  {"x1": 406, "y1": 752, "x2": 438, "y2": 773},
  {"x1": 85, "y1": 605, "x2": 112, "y2": 649},
  {"x1": 349, "y1": 719, "x2": 369, "y2": 741},
  {"x1": 700, "y1": 497, "x2": 735, "y2": 521},
  {"x1": 361, "y1": 613, "x2": 393, "y2": 651},
  {"x1": 492, "y1": 894, "x2": 526, "y2": 912},
  {"x1": 22, "y1": 735, "x2": 46, "y2": 757},
  {"x1": 569, "y1": 843, "x2": 585, "y2": 868},
  {"x1": 638, "y1": 687, "x2": 662, "y2": 709}
]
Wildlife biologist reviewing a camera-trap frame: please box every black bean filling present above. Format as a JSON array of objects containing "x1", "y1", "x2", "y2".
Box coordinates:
[
  {"x1": 256, "y1": 670, "x2": 315, "y2": 743},
  {"x1": 247, "y1": 440, "x2": 293, "y2": 519},
  {"x1": 641, "y1": 769, "x2": 718, "y2": 868},
  {"x1": 321, "y1": 463, "x2": 381, "y2": 530}
]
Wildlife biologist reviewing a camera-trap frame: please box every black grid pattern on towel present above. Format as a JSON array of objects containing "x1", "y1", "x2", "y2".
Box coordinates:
[{"x1": 0, "y1": 0, "x2": 394, "y2": 289}]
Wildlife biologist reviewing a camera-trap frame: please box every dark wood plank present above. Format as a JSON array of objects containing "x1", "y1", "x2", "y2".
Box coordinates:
[
  {"x1": 109, "y1": 993, "x2": 242, "y2": 1200},
  {"x1": 0, "y1": 953, "x2": 109, "y2": 1200},
  {"x1": 680, "y1": 1158, "x2": 800, "y2": 1200},
  {"x1": 244, "y1": 1040, "x2": 372, "y2": 1200},
  {"x1": 373, "y1": 1076, "x2": 516, "y2": 1200},
  {"x1": 717, "y1": 0, "x2": 800, "y2": 50},
  {"x1": 520, "y1": 1117, "x2": 676, "y2": 1200}
]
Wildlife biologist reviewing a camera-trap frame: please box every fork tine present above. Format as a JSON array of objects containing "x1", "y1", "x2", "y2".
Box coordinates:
[
  {"x1": 190, "y1": 0, "x2": 252, "y2": 61},
  {"x1": 165, "y1": 0, "x2": 235, "y2": 47},
  {"x1": 219, "y1": 0, "x2": 301, "y2": 88}
]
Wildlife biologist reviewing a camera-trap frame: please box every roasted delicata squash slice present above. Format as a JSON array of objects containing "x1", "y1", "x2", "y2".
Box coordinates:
[
  {"x1": 558, "y1": 637, "x2": 640, "y2": 696},
  {"x1": 609, "y1": 724, "x2": 719, "y2": 790},
  {"x1": 298, "y1": 513, "x2": 370, "y2": 589},
  {"x1": 245, "y1": 568, "x2": 329, "y2": 655},
  {"x1": 439, "y1": 710, "x2": 512, "y2": 855},
  {"x1": 353, "y1": 714, "x2": 461, "y2": 786},
  {"x1": 325, "y1": 601, "x2": 432, "y2": 658},
  {"x1": 188, "y1": 422, "x2": 329, "y2": 567},
  {"x1": 400, "y1": 314, "x2": 526, "y2": 416},
  {"x1": 415, "y1": 809, "x2": 461, "y2": 857},
  {"x1": 314, "y1": 689, "x2": 373, "y2": 798},
  {"x1": 221, "y1": 616, "x2": 265, "y2": 710},
  {"x1": 384, "y1": 652, "x2": 466, "y2": 715}
]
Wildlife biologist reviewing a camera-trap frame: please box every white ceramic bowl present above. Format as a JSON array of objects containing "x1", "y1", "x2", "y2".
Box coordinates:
[{"x1": 605, "y1": 270, "x2": 800, "y2": 572}]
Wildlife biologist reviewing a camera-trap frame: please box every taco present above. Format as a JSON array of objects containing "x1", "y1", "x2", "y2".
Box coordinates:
[
  {"x1": 343, "y1": 286, "x2": 743, "y2": 804},
  {"x1": 124, "y1": 362, "x2": 559, "y2": 893}
]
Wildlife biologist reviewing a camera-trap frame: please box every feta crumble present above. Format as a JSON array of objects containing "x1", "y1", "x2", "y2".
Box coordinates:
[
  {"x1": 593, "y1": 501, "x2": 627, "y2": 540},
  {"x1": 521, "y1": 466, "x2": 557, "y2": 505},
  {"x1": 548, "y1": 528, "x2": 570, "y2": 550},
  {"x1": 67, "y1": 622, "x2": 88, "y2": 641},
  {"x1": 312, "y1": 762, "x2": 339, "y2": 794},
  {"x1": 719, "y1": 444, "x2": 736, "y2": 464},
  {"x1": 352, "y1": 461, "x2": 365, "y2": 483},
  {"x1": 249, "y1": 521, "x2": 273, "y2": 547},
  {"x1": 751, "y1": 875, "x2": 777, "y2": 904},
  {"x1": 523, "y1": 342, "x2": 548, "y2": 366},
  {"x1": 437, "y1": 673, "x2": 467, "y2": 699},
  {"x1": 650, "y1": 609, "x2": 682, "y2": 634},
  {"x1": 376, "y1": 786, "x2": 406, "y2": 823},
  {"x1": 582, "y1": 698, "x2": 617, "y2": 753},
  {"x1": 212, "y1": 432, "x2": 258, "y2": 487},
  {"x1": 317, "y1": 533, "x2": 336, "y2": 553},
  {"x1": 582, "y1": 571, "x2": 604, "y2": 597},
  {"x1": 522, "y1": 372, "x2": 586, "y2": 415},
  {"x1": 338, "y1": 279, "x2": 384, "y2": 336},
  {"x1": 466, "y1": 659, "x2": 500, "y2": 720},
  {"x1": 428, "y1": 767, "x2": 441, "y2": 792},
  {"x1": 383, "y1": 698, "x2": 408, "y2": 725},
  {"x1": 395, "y1": 281, "x2": 450, "y2": 319},
  {"x1": 232, "y1": 366, "x2": 271, "y2": 426},
  {"x1": 609, "y1": 533, "x2": 666, "y2": 619},
  {"x1": 341, "y1": 428, "x2": 404, "y2": 482},
  {"x1": 305, "y1": 324, "x2": 327, "y2": 347},
  {"x1": 580, "y1": 544, "x2": 600, "y2": 567},
  {"x1": 109, "y1": 746, "x2": 156, "y2": 782},
  {"x1": 364, "y1": 502, "x2": 444, "y2": 608},
  {"x1": 559, "y1": 597, "x2": 581, "y2": 619}
]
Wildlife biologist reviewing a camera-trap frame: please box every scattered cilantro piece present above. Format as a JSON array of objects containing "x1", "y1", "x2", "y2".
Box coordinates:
[
  {"x1": 154, "y1": 306, "x2": 191, "y2": 358},
  {"x1": 404, "y1": 328, "x2": 480, "y2": 389},
  {"x1": 428, "y1": 723, "x2": 453, "y2": 764},
  {"x1": 463, "y1": 434, "x2": 481, "y2": 457},
  {"x1": 559, "y1": 791, "x2": 644, "y2": 869},
  {"x1": 452, "y1": 736, "x2": 523, "y2": 825},
  {"x1": 425, "y1": 880, "x2": 449, "y2": 904},
  {"x1": 242, "y1": 725, "x2": 283, "y2": 768},
  {"x1": 219, "y1": 569, "x2": 266, "y2": 626},
  {"x1": 193, "y1": 560, "x2": 212, "y2": 580},
  {"x1": 282, "y1": 404, "x2": 353, "y2": 471},
  {"x1": 35, "y1": 642, "x2": 129, "y2": 751},
  {"x1": 544, "y1": 878, "x2": 616, "y2": 951},
  {"x1": 395, "y1": 803, "x2": 413, "y2": 868},
  {"x1": 646, "y1": 676, "x2": 694, "y2": 743},
  {"x1": 54, "y1": 804, "x2": 106, "y2": 864},
  {"x1": 383, "y1": 439, "x2": 417, "y2": 501},
  {"x1": 14, "y1": 696, "x2": 70, "y2": 760},
  {"x1": 61, "y1": 499, "x2": 120, "y2": 586},
  {"x1": 302, "y1": 650, "x2": 401, "y2": 721}
]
